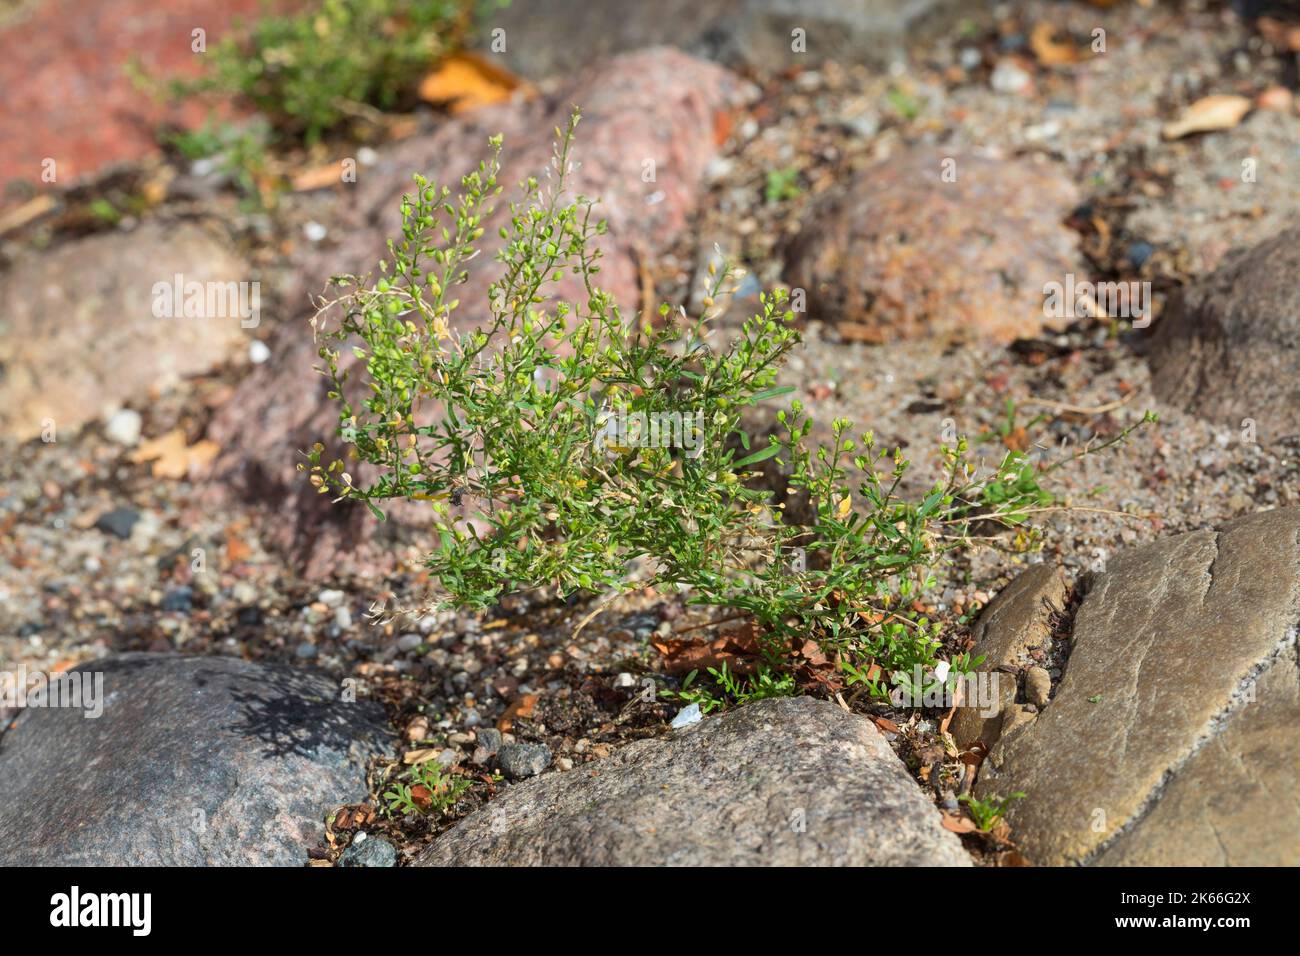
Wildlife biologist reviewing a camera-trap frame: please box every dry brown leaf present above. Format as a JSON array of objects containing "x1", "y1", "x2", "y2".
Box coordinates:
[
  {"x1": 225, "y1": 529, "x2": 252, "y2": 563},
  {"x1": 0, "y1": 194, "x2": 56, "y2": 235},
  {"x1": 129, "y1": 429, "x2": 220, "y2": 479},
  {"x1": 497, "y1": 692, "x2": 538, "y2": 731},
  {"x1": 990, "y1": 817, "x2": 1014, "y2": 844},
  {"x1": 403, "y1": 748, "x2": 440, "y2": 765},
  {"x1": 1162, "y1": 94, "x2": 1252, "y2": 140},
  {"x1": 652, "y1": 622, "x2": 762, "y2": 676},
  {"x1": 1030, "y1": 23, "x2": 1085, "y2": 66},
  {"x1": 408, "y1": 784, "x2": 434, "y2": 811},
  {"x1": 960, "y1": 740, "x2": 990, "y2": 768},
  {"x1": 1003, "y1": 425, "x2": 1029, "y2": 452},
  {"x1": 797, "y1": 638, "x2": 830, "y2": 668},
  {"x1": 941, "y1": 811, "x2": 980, "y2": 834},
  {"x1": 418, "y1": 52, "x2": 524, "y2": 114},
  {"x1": 873, "y1": 716, "x2": 902, "y2": 735}
]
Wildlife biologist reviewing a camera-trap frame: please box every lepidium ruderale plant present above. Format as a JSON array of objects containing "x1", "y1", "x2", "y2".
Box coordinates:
[{"x1": 305, "y1": 109, "x2": 1154, "y2": 705}]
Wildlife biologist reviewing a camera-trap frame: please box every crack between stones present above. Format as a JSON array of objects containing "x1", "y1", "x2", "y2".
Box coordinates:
[{"x1": 1077, "y1": 620, "x2": 1300, "y2": 866}]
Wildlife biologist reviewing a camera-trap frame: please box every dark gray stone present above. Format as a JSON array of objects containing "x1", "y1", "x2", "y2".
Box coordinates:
[
  {"x1": 496, "y1": 742, "x2": 551, "y2": 780},
  {"x1": 0, "y1": 653, "x2": 392, "y2": 866},
  {"x1": 160, "y1": 586, "x2": 193, "y2": 613},
  {"x1": 419, "y1": 697, "x2": 971, "y2": 866},
  {"x1": 338, "y1": 834, "x2": 398, "y2": 868},
  {"x1": 93, "y1": 507, "x2": 139, "y2": 540}
]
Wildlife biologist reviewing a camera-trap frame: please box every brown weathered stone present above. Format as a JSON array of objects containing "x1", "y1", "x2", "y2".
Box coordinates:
[
  {"x1": 1093, "y1": 653, "x2": 1300, "y2": 866},
  {"x1": 950, "y1": 563, "x2": 1065, "y2": 752},
  {"x1": 782, "y1": 148, "x2": 1083, "y2": 343},
  {"x1": 1024, "y1": 665, "x2": 1052, "y2": 708},
  {"x1": 0, "y1": 221, "x2": 252, "y2": 441},
  {"x1": 1146, "y1": 223, "x2": 1300, "y2": 440},
  {"x1": 977, "y1": 508, "x2": 1300, "y2": 866}
]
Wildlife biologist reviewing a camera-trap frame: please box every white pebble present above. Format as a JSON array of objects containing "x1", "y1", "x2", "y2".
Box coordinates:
[
  {"x1": 990, "y1": 59, "x2": 1032, "y2": 94},
  {"x1": 249, "y1": 340, "x2": 271, "y2": 364},
  {"x1": 670, "y1": 702, "x2": 703, "y2": 729},
  {"x1": 104, "y1": 408, "x2": 142, "y2": 447},
  {"x1": 303, "y1": 221, "x2": 328, "y2": 243},
  {"x1": 317, "y1": 588, "x2": 346, "y2": 608}
]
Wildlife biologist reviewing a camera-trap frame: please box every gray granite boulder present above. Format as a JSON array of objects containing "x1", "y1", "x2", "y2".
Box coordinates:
[
  {"x1": 0, "y1": 653, "x2": 391, "y2": 866},
  {"x1": 419, "y1": 696, "x2": 971, "y2": 866}
]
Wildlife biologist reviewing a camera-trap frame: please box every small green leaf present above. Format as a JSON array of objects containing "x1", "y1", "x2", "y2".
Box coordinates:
[{"x1": 734, "y1": 443, "x2": 781, "y2": 468}]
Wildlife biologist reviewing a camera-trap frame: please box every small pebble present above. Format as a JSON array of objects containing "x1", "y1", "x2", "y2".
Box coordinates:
[
  {"x1": 990, "y1": 59, "x2": 1031, "y2": 94},
  {"x1": 160, "y1": 586, "x2": 193, "y2": 613},
  {"x1": 1025, "y1": 666, "x2": 1052, "y2": 707},
  {"x1": 497, "y1": 742, "x2": 551, "y2": 779},
  {"x1": 338, "y1": 833, "x2": 397, "y2": 868},
  {"x1": 93, "y1": 507, "x2": 139, "y2": 540},
  {"x1": 670, "y1": 702, "x2": 703, "y2": 729},
  {"x1": 104, "y1": 409, "x2": 142, "y2": 447}
]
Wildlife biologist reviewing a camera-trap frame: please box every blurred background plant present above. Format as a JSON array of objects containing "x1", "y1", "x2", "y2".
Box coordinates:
[{"x1": 129, "y1": 0, "x2": 505, "y2": 207}]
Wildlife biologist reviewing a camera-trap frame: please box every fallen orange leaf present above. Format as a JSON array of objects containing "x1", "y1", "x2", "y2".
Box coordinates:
[
  {"x1": 129, "y1": 429, "x2": 220, "y2": 480},
  {"x1": 225, "y1": 530, "x2": 252, "y2": 563},
  {"x1": 418, "y1": 52, "x2": 524, "y2": 114},
  {"x1": 1030, "y1": 23, "x2": 1085, "y2": 66},
  {"x1": 497, "y1": 692, "x2": 538, "y2": 732}
]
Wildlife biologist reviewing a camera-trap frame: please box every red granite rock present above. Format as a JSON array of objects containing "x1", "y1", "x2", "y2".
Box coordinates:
[
  {"x1": 0, "y1": 0, "x2": 289, "y2": 204},
  {"x1": 782, "y1": 147, "x2": 1085, "y2": 344}
]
